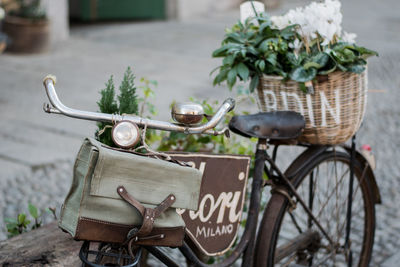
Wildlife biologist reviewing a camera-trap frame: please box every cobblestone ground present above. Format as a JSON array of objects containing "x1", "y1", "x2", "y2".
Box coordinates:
[{"x1": 0, "y1": 160, "x2": 73, "y2": 241}]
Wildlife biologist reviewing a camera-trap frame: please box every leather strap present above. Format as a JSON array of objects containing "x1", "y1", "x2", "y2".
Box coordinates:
[
  {"x1": 154, "y1": 194, "x2": 176, "y2": 217},
  {"x1": 117, "y1": 186, "x2": 145, "y2": 215},
  {"x1": 117, "y1": 186, "x2": 176, "y2": 239}
]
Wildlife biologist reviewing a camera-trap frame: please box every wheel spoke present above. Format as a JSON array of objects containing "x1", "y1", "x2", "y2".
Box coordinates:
[{"x1": 315, "y1": 168, "x2": 350, "y2": 219}]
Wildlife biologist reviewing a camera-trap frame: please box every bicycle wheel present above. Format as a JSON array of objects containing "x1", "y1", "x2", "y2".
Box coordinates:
[{"x1": 255, "y1": 150, "x2": 376, "y2": 267}]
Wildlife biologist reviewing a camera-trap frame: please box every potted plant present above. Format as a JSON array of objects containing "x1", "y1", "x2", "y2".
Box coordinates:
[
  {"x1": 212, "y1": 0, "x2": 378, "y2": 144},
  {"x1": 1, "y1": 0, "x2": 49, "y2": 53}
]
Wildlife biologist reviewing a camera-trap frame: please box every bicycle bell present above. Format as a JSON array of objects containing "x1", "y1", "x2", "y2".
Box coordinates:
[{"x1": 171, "y1": 102, "x2": 205, "y2": 125}]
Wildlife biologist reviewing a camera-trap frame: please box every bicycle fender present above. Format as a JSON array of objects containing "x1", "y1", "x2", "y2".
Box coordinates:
[
  {"x1": 284, "y1": 145, "x2": 329, "y2": 179},
  {"x1": 343, "y1": 146, "x2": 382, "y2": 204}
]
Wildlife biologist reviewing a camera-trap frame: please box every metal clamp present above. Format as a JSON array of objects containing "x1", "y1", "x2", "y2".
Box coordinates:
[{"x1": 271, "y1": 186, "x2": 297, "y2": 212}]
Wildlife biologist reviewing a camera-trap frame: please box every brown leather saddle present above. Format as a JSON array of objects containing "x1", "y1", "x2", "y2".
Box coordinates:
[{"x1": 229, "y1": 111, "x2": 305, "y2": 140}]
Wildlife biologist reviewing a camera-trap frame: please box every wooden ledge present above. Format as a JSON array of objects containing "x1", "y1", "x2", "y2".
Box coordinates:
[{"x1": 0, "y1": 222, "x2": 82, "y2": 266}]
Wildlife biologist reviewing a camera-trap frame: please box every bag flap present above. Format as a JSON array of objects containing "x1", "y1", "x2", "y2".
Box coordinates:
[{"x1": 86, "y1": 138, "x2": 202, "y2": 211}]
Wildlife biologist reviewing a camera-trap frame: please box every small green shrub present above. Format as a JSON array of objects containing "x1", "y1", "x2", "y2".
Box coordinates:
[
  {"x1": 4, "y1": 203, "x2": 56, "y2": 238},
  {"x1": 96, "y1": 67, "x2": 140, "y2": 147}
]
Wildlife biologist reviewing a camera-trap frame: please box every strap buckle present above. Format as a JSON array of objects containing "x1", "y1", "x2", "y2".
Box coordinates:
[{"x1": 117, "y1": 186, "x2": 176, "y2": 241}]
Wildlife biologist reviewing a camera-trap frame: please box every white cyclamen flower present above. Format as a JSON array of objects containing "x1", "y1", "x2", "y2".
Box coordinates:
[
  {"x1": 271, "y1": 0, "x2": 347, "y2": 46},
  {"x1": 288, "y1": 39, "x2": 303, "y2": 54},
  {"x1": 341, "y1": 31, "x2": 357, "y2": 43},
  {"x1": 283, "y1": 0, "x2": 343, "y2": 45},
  {"x1": 271, "y1": 16, "x2": 289, "y2": 30},
  {"x1": 319, "y1": 21, "x2": 338, "y2": 45},
  {"x1": 0, "y1": 7, "x2": 5, "y2": 20},
  {"x1": 285, "y1": 8, "x2": 305, "y2": 26}
]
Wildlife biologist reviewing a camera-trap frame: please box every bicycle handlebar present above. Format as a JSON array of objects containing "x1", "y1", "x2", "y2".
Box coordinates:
[{"x1": 42, "y1": 75, "x2": 235, "y2": 135}]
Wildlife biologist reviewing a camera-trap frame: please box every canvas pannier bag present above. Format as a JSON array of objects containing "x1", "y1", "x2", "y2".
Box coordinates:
[{"x1": 59, "y1": 138, "x2": 203, "y2": 247}]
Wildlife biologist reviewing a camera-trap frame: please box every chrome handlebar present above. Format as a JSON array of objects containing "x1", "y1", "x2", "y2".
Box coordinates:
[{"x1": 42, "y1": 75, "x2": 235, "y2": 135}]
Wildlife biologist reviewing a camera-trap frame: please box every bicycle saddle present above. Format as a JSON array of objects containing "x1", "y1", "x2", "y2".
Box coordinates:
[{"x1": 229, "y1": 111, "x2": 305, "y2": 140}]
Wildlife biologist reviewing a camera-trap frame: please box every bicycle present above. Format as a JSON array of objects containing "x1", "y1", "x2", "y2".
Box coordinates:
[{"x1": 42, "y1": 75, "x2": 380, "y2": 267}]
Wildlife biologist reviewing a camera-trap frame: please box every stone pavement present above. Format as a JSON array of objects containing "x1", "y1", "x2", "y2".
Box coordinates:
[{"x1": 0, "y1": 0, "x2": 399, "y2": 265}]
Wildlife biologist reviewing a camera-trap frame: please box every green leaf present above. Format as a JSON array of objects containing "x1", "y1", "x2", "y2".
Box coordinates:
[
  {"x1": 23, "y1": 220, "x2": 31, "y2": 227},
  {"x1": 304, "y1": 62, "x2": 322, "y2": 70},
  {"x1": 271, "y1": 66, "x2": 287, "y2": 77},
  {"x1": 227, "y1": 68, "x2": 237, "y2": 89},
  {"x1": 223, "y1": 55, "x2": 235, "y2": 66},
  {"x1": 236, "y1": 63, "x2": 250, "y2": 81},
  {"x1": 318, "y1": 64, "x2": 337, "y2": 75},
  {"x1": 298, "y1": 82, "x2": 307, "y2": 93},
  {"x1": 212, "y1": 44, "x2": 237, "y2": 57},
  {"x1": 28, "y1": 203, "x2": 38, "y2": 219},
  {"x1": 213, "y1": 68, "x2": 229, "y2": 85},
  {"x1": 310, "y1": 52, "x2": 329, "y2": 67},
  {"x1": 259, "y1": 20, "x2": 272, "y2": 33},
  {"x1": 280, "y1": 24, "x2": 298, "y2": 39},
  {"x1": 331, "y1": 49, "x2": 356, "y2": 64},
  {"x1": 8, "y1": 228, "x2": 20, "y2": 237},
  {"x1": 258, "y1": 60, "x2": 266, "y2": 72},
  {"x1": 278, "y1": 41, "x2": 288, "y2": 52},
  {"x1": 287, "y1": 52, "x2": 300, "y2": 66},
  {"x1": 246, "y1": 46, "x2": 259, "y2": 56},
  {"x1": 18, "y1": 213, "x2": 26, "y2": 224},
  {"x1": 345, "y1": 62, "x2": 366, "y2": 74},
  {"x1": 249, "y1": 75, "x2": 260, "y2": 92},
  {"x1": 197, "y1": 136, "x2": 212, "y2": 144},
  {"x1": 258, "y1": 40, "x2": 268, "y2": 53},
  {"x1": 6, "y1": 223, "x2": 18, "y2": 231},
  {"x1": 352, "y1": 46, "x2": 379, "y2": 57},
  {"x1": 332, "y1": 42, "x2": 378, "y2": 59},
  {"x1": 290, "y1": 66, "x2": 317, "y2": 82},
  {"x1": 4, "y1": 218, "x2": 17, "y2": 224},
  {"x1": 226, "y1": 32, "x2": 244, "y2": 44},
  {"x1": 266, "y1": 53, "x2": 277, "y2": 66},
  {"x1": 209, "y1": 66, "x2": 221, "y2": 76},
  {"x1": 343, "y1": 48, "x2": 357, "y2": 61},
  {"x1": 337, "y1": 64, "x2": 348, "y2": 71}
]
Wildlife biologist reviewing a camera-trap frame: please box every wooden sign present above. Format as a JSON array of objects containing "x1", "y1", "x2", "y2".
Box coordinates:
[{"x1": 169, "y1": 153, "x2": 251, "y2": 256}]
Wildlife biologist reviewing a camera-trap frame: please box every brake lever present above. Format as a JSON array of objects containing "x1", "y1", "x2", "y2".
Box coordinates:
[{"x1": 224, "y1": 129, "x2": 231, "y2": 138}]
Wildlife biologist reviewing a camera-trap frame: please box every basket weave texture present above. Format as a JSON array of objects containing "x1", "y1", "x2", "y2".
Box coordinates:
[{"x1": 256, "y1": 71, "x2": 367, "y2": 144}]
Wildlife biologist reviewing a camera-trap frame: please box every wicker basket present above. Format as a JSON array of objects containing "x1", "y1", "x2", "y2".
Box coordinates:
[{"x1": 256, "y1": 71, "x2": 367, "y2": 144}]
